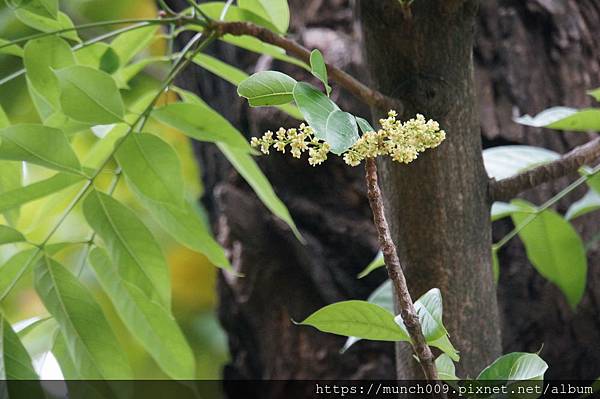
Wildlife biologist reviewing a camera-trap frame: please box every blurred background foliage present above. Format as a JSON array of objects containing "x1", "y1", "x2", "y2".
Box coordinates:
[{"x1": 0, "y1": 0, "x2": 229, "y2": 379}]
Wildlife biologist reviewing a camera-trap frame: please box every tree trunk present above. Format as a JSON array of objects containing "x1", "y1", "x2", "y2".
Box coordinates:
[
  {"x1": 357, "y1": 0, "x2": 501, "y2": 378},
  {"x1": 166, "y1": 0, "x2": 600, "y2": 385}
]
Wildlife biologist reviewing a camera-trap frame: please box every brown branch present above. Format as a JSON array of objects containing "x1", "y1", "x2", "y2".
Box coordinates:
[
  {"x1": 489, "y1": 137, "x2": 600, "y2": 202},
  {"x1": 364, "y1": 158, "x2": 441, "y2": 384},
  {"x1": 211, "y1": 20, "x2": 401, "y2": 112}
]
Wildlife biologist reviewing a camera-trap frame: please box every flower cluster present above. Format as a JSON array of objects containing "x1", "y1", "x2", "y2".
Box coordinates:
[{"x1": 250, "y1": 111, "x2": 445, "y2": 167}]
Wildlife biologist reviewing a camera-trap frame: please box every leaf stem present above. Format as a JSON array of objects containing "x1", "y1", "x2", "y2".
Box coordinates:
[{"x1": 493, "y1": 164, "x2": 600, "y2": 251}]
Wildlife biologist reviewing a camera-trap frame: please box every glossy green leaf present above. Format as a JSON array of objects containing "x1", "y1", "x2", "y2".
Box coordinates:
[
  {"x1": 300, "y1": 300, "x2": 409, "y2": 341},
  {"x1": 293, "y1": 82, "x2": 340, "y2": 139},
  {"x1": 491, "y1": 201, "x2": 527, "y2": 222},
  {"x1": 478, "y1": 352, "x2": 548, "y2": 381},
  {"x1": 34, "y1": 255, "x2": 132, "y2": 379},
  {"x1": 89, "y1": 248, "x2": 195, "y2": 379},
  {"x1": 82, "y1": 190, "x2": 170, "y2": 306},
  {"x1": 0, "y1": 39, "x2": 24, "y2": 57},
  {"x1": 219, "y1": 144, "x2": 302, "y2": 241},
  {"x1": 14, "y1": 11, "x2": 79, "y2": 42},
  {"x1": 0, "y1": 314, "x2": 39, "y2": 380},
  {"x1": 0, "y1": 124, "x2": 82, "y2": 174},
  {"x1": 325, "y1": 110, "x2": 359, "y2": 154},
  {"x1": 221, "y1": 35, "x2": 308, "y2": 69},
  {"x1": 115, "y1": 133, "x2": 185, "y2": 207},
  {"x1": 237, "y1": 71, "x2": 297, "y2": 107},
  {"x1": 511, "y1": 199, "x2": 587, "y2": 308},
  {"x1": 0, "y1": 172, "x2": 84, "y2": 214},
  {"x1": 516, "y1": 107, "x2": 600, "y2": 131},
  {"x1": 192, "y1": 54, "x2": 302, "y2": 119},
  {"x1": 136, "y1": 196, "x2": 231, "y2": 270},
  {"x1": 7, "y1": 0, "x2": 58, "y2": 19},
  {"x1": 356, "y1": 117, "x2": 375, "y2": 134},
  {"x1": 435, "y1": 354, "x2": 458, "y2": 381},
  {"x1": 483, "y1": 145, "x2": 560, "y2": 180},
  {"x1": 310, "y1": 49, "x2": 331, "y2": 95},
  {"x1": 153, "y1": 102, "x2": 251, "y2": 150},
  {"x1": 55, "y1": 65, "x2": 125, "y2": 124},
  {"x1": 429, "y1": 334, "x2": 459, "y2": 362},
  {"x1": 566, "y1": 190, "x2": 600, "y2": 220},
  {"x1": 238, "y1": 0, "x2": 290, "y2": 32},
  {"x1": 395, "y1": 288, "x2": 446, "y2": 342},
  {"x1": 357, "y1": 251, "x2": 384, "y2": 278},
  {"x1": 0, "y1": 225, "x2": 25, "y2": 245},
  {"x1": 24, "y1": 36, "x2": 75, "y2": 111},
  {"x1": 110, "y1": 25, "x2": 158, "y2": 66},
  {"x1": 199, "y1": 2, "x2": 279, "y2": 32},
  {"x1": 0, "y1": 118, "x2": 22, "y2": 224}
]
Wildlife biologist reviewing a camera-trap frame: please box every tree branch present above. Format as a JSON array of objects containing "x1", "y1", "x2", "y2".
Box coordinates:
[
  {"x1": 364, "y1": 158, "x2": 441, "y2": 384},
  {"x1": 489, "y1": 137, "x2": 600, "y2": 202},
  {"x1": 210, "y1": 20, "x2": 401, "y2": 112}
]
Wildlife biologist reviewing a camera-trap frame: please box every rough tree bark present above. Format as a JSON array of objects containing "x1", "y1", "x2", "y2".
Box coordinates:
[
  {"x1": 357, "y1": 0, "x2": 502, "y2": 378},
  {"x1": 166, "y1": 0, "x2": 600, "y2": 385}
]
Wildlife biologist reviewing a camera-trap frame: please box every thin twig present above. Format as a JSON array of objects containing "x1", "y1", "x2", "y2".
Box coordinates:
[
  {"x1": 490, "y1": 137, "x2": 600, "y2": 202},
  {"x1": 210, "y1": 20, "x2": 400, "y2": 112},
  {"x1": 364, "y1": 158, "x2": 440, "y2": 384}
]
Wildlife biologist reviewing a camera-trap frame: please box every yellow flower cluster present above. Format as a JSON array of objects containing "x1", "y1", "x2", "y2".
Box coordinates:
[{"x1": 250, "y1": 111, "x2": 445, "y2": 167}]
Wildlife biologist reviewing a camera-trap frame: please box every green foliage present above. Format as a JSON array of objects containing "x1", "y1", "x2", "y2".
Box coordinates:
[
  {"x1": 0, "y1": 225, "x2": 25, "y2": 245},
  {"x1": 511, "y1": 199, "x2": 587, "y2": 308},
  {"x1": 324, "y1": 110, "x2": 359, "y2": 154},
  {"x1": 483, "y1": 145, "x2": 559, "y2": 181},
  {"x1": 0, "y1": 314, "x2": 40, "y2": 382},
  {"x1": 292, "y1": 81, "x2": 340, "y2": 139},
  {"x1": 309, "y1": 49, "x2": 331, "y2": 95},
  {"x1": 0, "y1": 250, "x2": 40, "y2": 301},
  {"x1": 357, "y1": 251, "x2": 384, "y2": 278},
  {"x1": 516, "y1": 107, "x2": 600, "y2": 131},
  {"x1": 238, "y1": 0, "x2": 290, "y2": 33},
  {"x1": 237, "y1": 70, "x2": 297, "y2": 106}
]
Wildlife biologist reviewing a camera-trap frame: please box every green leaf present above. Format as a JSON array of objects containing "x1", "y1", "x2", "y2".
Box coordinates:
[
  {"x1": 582, "y1": 166, "x2": 600, "y2": 194},
  {"x1": 221, "y1": 35, "x2": 308, "y2": 69},
  {"x1": 89, "y1": 248, "x2": 196, "y2": 379},
  {"x1": 300, "y1": 300, "x2": 410, "y2": 341},
  {"x1": 110, "y1": 25, "x2": 158, "y2": 66},
  {"x1": 135, "y1": 196, "x2": 231, "y2": 270},
  {"x1": 566, "y1": 190, "x2": 600, "y2": 220},
  {"x1": 491, "y1": 201, "x2": 527, "y2": 222},
  {"x1": 483, "y1": 145, "x2": 560, "y2": 180},
  {"x1": 218, "y1": 144, "x2": 303, "y2": 241},
  {"x1": 492, "y1": 247, "x2": 500, "y2": 283},
  {"x1": 199, "y1": 2, "x2": 280, "y2": 32},
  {"x1": 0, "y1": 250, "x2": 40, "y2": 301},
  {"x1": 0, "y1": 314, "x2": 39, "y2": 380},
  {"x1": 24, "y1": 36, "x2": 76, "y2": 112},
  {"x1": 356, "y1": 117, "x2": 375, "y2": 134},
  {"x1": 515, "y1": 107, "x2": 600, "y2": 132},
  {"x1": 511, "y1": 199, "x2": 587, "y2": 308},
  {"x1": 8, "y1": 0, "x2": 58, "y2": 19},
  {"x1": 237, "y1": 71, "x2": 297, "y2": 107},
  {"x1": 357, "y1": 251, "x2": 384, "y2": 278},
  {"x1": 0, "y1": 124, "x2": 82, "y2": 174},
  {"x1": 14, "y1": 11, "x2": 79, "y2": 42},
  {"x1": 115, "y1": 133, "x2": 185, "y2": 207},
  {"x1": 0, "y1": 225, "x2": 25, "y2": 245},
  {"x1": 428, "y1": 334, "x2": 460, "y2": 362},
  {"x1": 75, "y1": 43, "x2": 120, "y2": 74},
  {"x1": 588, "y1": 88, "x2": 600, "y2": 102},
  {"x1": 0, "y1": 130, "x2": 22, "y2": 223},
  {"x1": 435, "y1": 354, "x2": 458, "y2": 381},
  {"x1": 152, "y1": 102, "x2": 251, "y2": 150},
  {"x1": 55, "y1": 65, "x2": 125, "y2": 125},
  {"x1": 325, "y1": 110, "x2": 359, "y2": 154},
  {"x1": 478, "y1": 352, "x2": 548, "y2": 381},
  {"x1": 82, "y1": 190, "x2": 171, "y2": 307},
  {"x1": 293, "y1": 82, "x2": 340, "y2": 139},
  {"x1": 0, "y1": 172, "x2": 84, "y2": 214},
  {"x1": 0, "y1": 39, "x2": 24, "y2": 57},
  {"x1": 310, "y1": 49, "x2": 331, "y2": 95},
  {"x1": 34, "y1": 255, "x2": 132, "y2": 379},
  {"x1": 395, "y1": 288, "x2": 447, "y2": 342},
  {"x1": 192, "y1": 54, "x2": 302, "y2": 119},
  {"x1": 238, "y1": 0, "x2": 290, "y2": 33}
]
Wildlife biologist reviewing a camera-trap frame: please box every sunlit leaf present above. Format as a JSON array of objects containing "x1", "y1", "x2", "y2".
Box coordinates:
[
  {"x1": 237, "y1": 71, "x2": 297, "y2": 107},
  {"x1": 0, "y1": 249, "x2": 39, "y2": 301},
  {"x1": 300, "y1": 300, "x2": 409, "y2": 341},
  {"x1": 110, "y1": 25, "x2": 158, "y2": 66},
  {"x1": 515, "y1": 107, "x2": 600, "y2": 131},
  {"x1": 357, "y1": 251, "x2": 384, "y2": 278},
  {"x1": 491, "y1": 201, "x2": 527, "y2": 222},
  {"x1": 89, "y1": 248, "x2": 196, "y2": 380},
  {"x1": 199, "y1": 2, "x2": 279, "y2": 32},
  {"x1": 511, "y1": 199, "x2": 587, "y2": 308},
  {"x1": 238, "y1": 0, "x2": 290, "y2": 33},
  {"x1": 436, "y1": 354, "x2": 458, "y2": 381},
  {"x1": 483, "y1": 146, "x2": 560, "y2": 180},
  {"x1": 221, "y1": 35, "x2": 307, "y2": 69},
  {"x1": 310, "y1": 49, "x2": 331, "y2": 95},
  {"x1": 566, "y1": 190, "x2": 600, "y2": 220},
  {"x1": 34, "y1": 255, "x2": 132, "y2": 379},
  {"x1": 0, "y1": 39, "x2": 24, "y2": 57},
  {"x1": 0, "y1": 124, "x2": 82, "y2": 174},
  {"x1": 0, "y1": 314, "x2": 40, "y2": 381},
  {"x1": 14, "y1": 11, "x2": 79, "y2": 42},
  {"x1": 82, "y1": 190, "x2": 171, "y2": 307},
  {"x1": 75, "y1": 43, "x2": 120, "y2": 74},
  {"x1": 293, "y1": 82, "x2": 340, "y2": 139},
  {"x1": 478, "y1": 352, "x2": 548, "y2": 381},
  {"x1": 7, "y1": 0, "x2": 58, "y2": 19},
  {"x1": 55, "y1": 66, "x2": 125, "y2": 124},
  {"x1": 115, "y1": 133, "x2": 185, "y2": 207},
  {"x1": 0, "y1": 225, "x2": 25, "y2": 245},
  {"x1": 324, "y1": 110, "x2": 359, "y2": 154}
]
